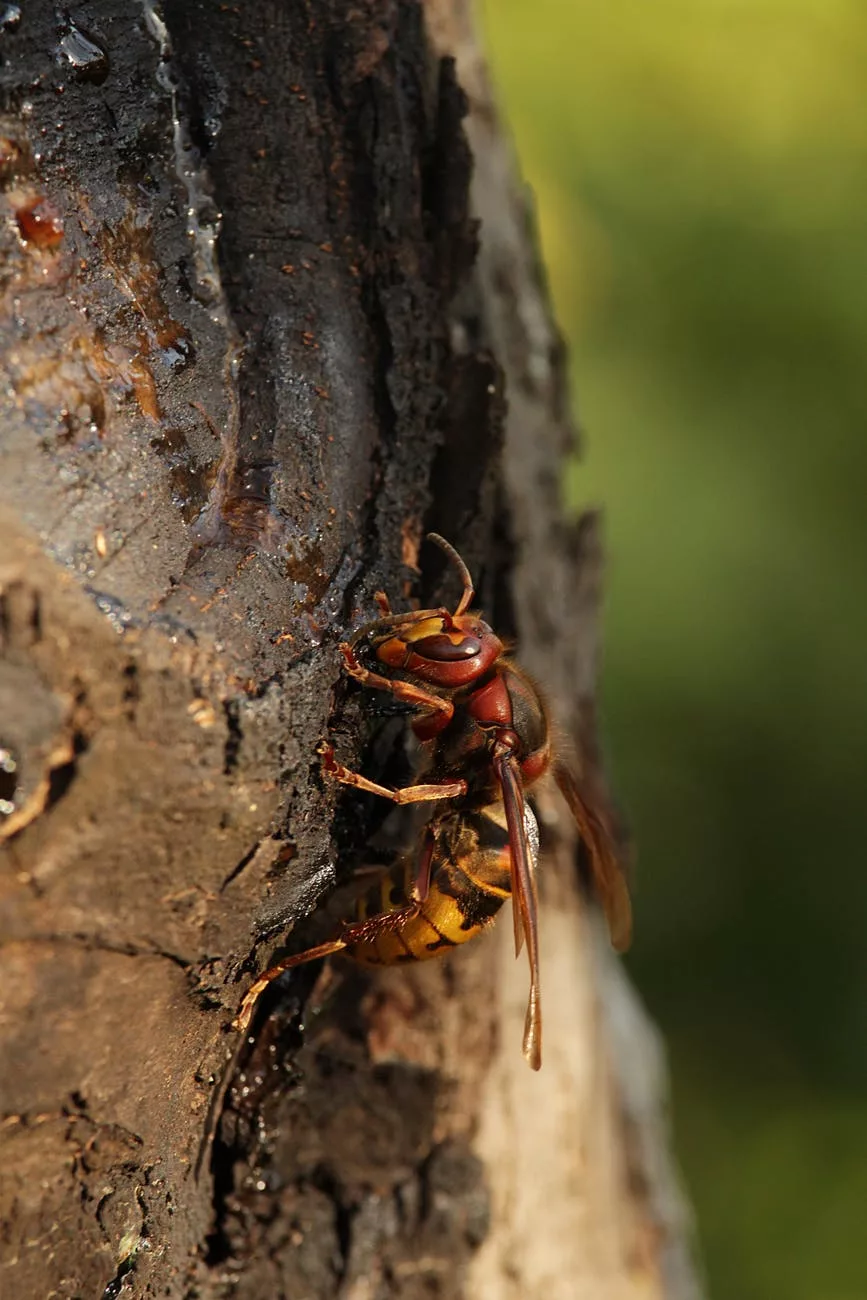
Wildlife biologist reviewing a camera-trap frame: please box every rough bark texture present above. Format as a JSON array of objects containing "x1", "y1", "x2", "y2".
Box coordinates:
[{"x1": 0, "y1": 3, "x2": 702, "y2": 1299}]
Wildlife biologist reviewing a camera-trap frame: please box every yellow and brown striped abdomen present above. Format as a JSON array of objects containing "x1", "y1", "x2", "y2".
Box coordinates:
[{"x1": 347, "y1": 808, "x2": 513, "y2": 966}]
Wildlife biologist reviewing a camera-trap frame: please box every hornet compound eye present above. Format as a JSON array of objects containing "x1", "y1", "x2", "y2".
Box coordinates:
[{"x1": 410, "y1": 633, "x2": 482, "y2": 662}]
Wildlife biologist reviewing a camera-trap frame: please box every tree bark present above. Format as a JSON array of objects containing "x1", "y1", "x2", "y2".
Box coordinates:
[{"x1": 0, "y1": 3, "x2": 702, "y2": 1299}]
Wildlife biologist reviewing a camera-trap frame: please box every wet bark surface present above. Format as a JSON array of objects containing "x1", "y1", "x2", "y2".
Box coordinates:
[{"x1": 0, "y1": 4, "x2": 701, "y2": 1299}]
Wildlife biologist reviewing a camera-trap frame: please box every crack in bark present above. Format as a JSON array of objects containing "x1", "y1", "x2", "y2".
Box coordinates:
[
  {"x1": 2, "y1": 932, "x2": 192, "y2": 969},
  {"x1": 202, "y1": 972, "x2": 312, "y2": 1271},
  {"x1": 222, "y1": 698, "x2": 242, "y2": 776}
]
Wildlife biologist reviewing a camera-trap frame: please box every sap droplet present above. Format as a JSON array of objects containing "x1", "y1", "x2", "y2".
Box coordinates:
[
  {"x1": 89, "y1": 590, "x2": 134, "y2": 634},
  {"x1": 15, "y1": 195, "x2": 64, "y2": 248},
  {"x1": 305, "y1": 614, "x2": 324, "y2": 647},
  {"x1": 158, "y1": 333, "x2": 194, "y2": 371},
  {"x1": 57, "y1": 20, "x2": 109, "y2": 84},
  {"x1": 0, "y1": 135, "x2": 22, "y2": 177}
]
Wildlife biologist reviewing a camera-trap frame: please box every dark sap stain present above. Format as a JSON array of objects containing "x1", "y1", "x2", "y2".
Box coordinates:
[
  {"x1": 284, "y1": 539, "x2": 330, "y2": 606},
  {"x1": 99, "y1": 209, "x2": 193, "y2": 368},
  {"x1": 169, "y1": 461, "x2": 216, "y2": 525},
  {"x1": 150, "y1": 426, "x2": 190, "y2": 458}
]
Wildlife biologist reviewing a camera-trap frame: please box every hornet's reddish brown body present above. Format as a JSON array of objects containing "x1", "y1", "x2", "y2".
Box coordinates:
[{"x1": 237, "y1": 536, "x2": 632, "y2": 1069}]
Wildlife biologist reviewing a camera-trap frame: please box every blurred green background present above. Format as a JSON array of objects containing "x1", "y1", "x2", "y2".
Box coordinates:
[{"x1": 481, "y1": 2, "x2": 867, "y2": 1297}]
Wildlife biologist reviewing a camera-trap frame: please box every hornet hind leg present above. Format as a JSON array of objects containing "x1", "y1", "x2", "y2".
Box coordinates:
[{"x1": 233, "y1": 827, "x2": 437, "y2": 1032}]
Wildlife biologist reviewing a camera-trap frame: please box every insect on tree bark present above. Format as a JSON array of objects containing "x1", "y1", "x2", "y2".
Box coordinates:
[{"x1": 0, "y1": 2, "x2": 702, "y2": 1298}]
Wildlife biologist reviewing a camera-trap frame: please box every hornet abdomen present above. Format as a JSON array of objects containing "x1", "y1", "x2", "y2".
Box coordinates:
[{"x1": 347, "y1": 807, "x2": 521, "y2": 966}]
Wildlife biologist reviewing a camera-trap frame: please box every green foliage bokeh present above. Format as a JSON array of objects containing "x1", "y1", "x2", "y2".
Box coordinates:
[{"x1": 482, "y1": 3, "x2": 867, "y2": 1297}]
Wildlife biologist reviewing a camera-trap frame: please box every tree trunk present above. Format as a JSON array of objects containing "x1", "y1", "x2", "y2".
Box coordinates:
[{"x1": 0, "y1": 3, "x2": 702, "y2": 1298}]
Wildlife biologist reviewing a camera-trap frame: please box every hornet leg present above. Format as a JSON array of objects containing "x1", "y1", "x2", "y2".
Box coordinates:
[
  {"x1": 319, "y1": 742, "x2": 466, "y2": 804},
  {"x1": 233, "y1": 829, "x2": 438, "y2": 1033}
]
